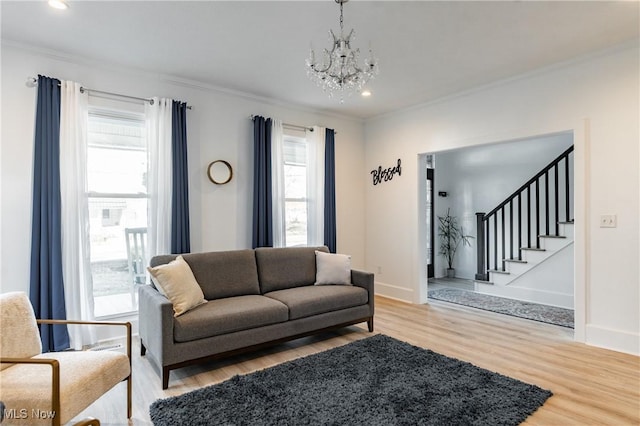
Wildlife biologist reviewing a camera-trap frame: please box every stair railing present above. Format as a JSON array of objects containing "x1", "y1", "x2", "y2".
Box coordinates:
[{"x1": 475, "y1": 145, "x2": 574, "y2": 281}]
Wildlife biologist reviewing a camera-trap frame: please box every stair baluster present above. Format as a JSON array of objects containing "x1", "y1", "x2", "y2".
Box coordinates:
[{"x1": 475, "y1": 145, "x2": 574, "y2": 282}]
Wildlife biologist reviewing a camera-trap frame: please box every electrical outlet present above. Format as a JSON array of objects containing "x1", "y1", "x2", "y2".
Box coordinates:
[
  {"x1": 377, "y1": 266, "x2": 382, "y2": 275},
  {"x1": 600, "y1": 214, "x2": 617, "y2": 228}
]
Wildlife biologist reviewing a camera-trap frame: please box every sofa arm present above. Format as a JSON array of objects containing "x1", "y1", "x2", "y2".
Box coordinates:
[
  {"x1": 351, "y1": 269, "x2": 375, "y2": 319},
  {"x1": 138, "y1": 285, "x2": 174, "y2": 368}
]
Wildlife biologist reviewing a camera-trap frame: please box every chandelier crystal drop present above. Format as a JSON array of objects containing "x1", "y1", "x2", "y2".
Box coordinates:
[{"x1": 306, "y1": 0, "x2": 379, "y2": 103}]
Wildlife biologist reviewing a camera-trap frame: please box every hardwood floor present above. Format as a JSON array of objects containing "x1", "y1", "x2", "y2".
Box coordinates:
[
  {"x1": 72, "y1": 296, "x2": 639, "y2": 425},
  {"x1": 427, "y1": 277, "x2": 475, "y2": 291}
]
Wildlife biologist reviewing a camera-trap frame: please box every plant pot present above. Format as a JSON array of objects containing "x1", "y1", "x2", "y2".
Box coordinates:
[{"x1": 446, "y1": 268, "x2": 455, "y2": 278}]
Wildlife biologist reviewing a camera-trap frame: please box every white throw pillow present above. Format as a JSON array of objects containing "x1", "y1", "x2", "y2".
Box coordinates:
[
  {"x1": 147, "y1": 255, "x2": 207, "y2": 317},
  {"x1": 314, "y1": 251, "x2": 352, "y2": 286}
]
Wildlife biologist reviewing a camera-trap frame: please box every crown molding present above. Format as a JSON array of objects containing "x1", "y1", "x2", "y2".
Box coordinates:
[
  {"x1": 2, "y1": 39, "x2": 364, "y2": 125},
  {"x1": 366, "y1": 38, "x2": 640, "y2": 123}
]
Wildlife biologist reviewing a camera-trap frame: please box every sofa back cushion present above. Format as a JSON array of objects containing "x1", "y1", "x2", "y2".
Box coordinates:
[
  {"x1": 256, "y1": 246, "x2": 329, "y2": 293},
  {"x1": 150, "y1": 250, "x2": 260, "y2": 300}
]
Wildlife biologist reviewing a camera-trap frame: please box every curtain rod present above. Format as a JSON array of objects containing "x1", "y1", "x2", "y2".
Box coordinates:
[
  {"x1": 27, "y1": 77, "x2": 192, "y2": 109},
  {"x1": 250, "y1": 115, "x2": 313, "y2": 132}
]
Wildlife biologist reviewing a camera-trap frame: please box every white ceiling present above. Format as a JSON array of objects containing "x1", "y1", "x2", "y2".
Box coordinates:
[{"x1": 2, "y1": 1, "x2": 638, "y2": 119}]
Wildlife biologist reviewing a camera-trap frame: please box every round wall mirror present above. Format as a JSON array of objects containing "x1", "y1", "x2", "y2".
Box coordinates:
[{"x1": 207, "y1": 160, "x2": 233, "y2": 185}]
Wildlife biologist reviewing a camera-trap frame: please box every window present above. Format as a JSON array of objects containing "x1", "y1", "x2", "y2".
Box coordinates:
[
  {"x1": 271, "y1": 124, "x2": 325, "y2": 249},
  {"x1": 87, "y1": 109, "x2": 147, "y2": 317},
  {"x1": 283, "y1": 136, "x2": 308, "y2": 246}
]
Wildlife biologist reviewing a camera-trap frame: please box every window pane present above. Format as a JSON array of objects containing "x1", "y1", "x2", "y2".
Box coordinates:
[
  {"x1": 87, "y1": 146, "x2": 147, "y2": 194},
  {"x1": 284, "y1": 164, "x2": 306, "y2": 199},
  {"x1": 283, "y1": 136, "x2": 308, "y2": 247},
  {"x1": 89, "y1": 197, "x2": 147, "y2": 317},
  {"x1": 285, "y1": 200, "x2": 307, "y2": 247},
  {"x1": 284, "y1": 138, "x2": 306, "y2": 165},
  {"x1": 87, "y1": 114, "x2": 147, "y2": 194},
  {"x1": 87, "y1": 111, "x2": 147, "y2": 318}
]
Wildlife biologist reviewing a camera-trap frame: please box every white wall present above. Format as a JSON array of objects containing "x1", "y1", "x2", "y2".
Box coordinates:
[
  {"x1": 433, "y1": 133, "x2": 574, "y2": 279},
  {"x1": 0, "y1": 44, "x2": 367, "y2": 296},
  {"x1": 365, "y1": 44, "x2": 639, "y2": 355}
]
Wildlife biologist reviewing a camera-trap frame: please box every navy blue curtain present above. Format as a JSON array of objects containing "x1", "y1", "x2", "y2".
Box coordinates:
[
  {"x1": 171, "y1": 100, "x2": 190, "y2": 254},
  {"x1": 252, "y1": 116, "x2": 273, "y2": 248},
  {"x1": 324, "y1": 129, "x2": 337, "y2": 253},
  {"x1": 29, "y1": 75, "x2": 70, "y2": 352}
]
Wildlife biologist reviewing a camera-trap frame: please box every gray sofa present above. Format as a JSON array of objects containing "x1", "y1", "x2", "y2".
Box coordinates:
[{"x1": 139, "y1": 246, "x2": 374, "y2": 389}]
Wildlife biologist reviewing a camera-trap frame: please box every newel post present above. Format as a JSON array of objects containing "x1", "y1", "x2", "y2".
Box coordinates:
[{"x1": 475, "y1": 212, "x2": 488, "y2": 281}]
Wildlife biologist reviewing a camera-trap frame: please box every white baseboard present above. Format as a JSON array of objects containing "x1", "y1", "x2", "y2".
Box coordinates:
[
  {"x1": 586, "y1": 324, "x2": 640, "y2": 356},
  {"x1": 375, "y1": 281, "x2": 414, "y2": 303}
]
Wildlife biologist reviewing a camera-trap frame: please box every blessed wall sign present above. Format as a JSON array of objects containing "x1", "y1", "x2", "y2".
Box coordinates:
[{"x1": 371, "y1": 159, "x2": 402, "y2": 186}]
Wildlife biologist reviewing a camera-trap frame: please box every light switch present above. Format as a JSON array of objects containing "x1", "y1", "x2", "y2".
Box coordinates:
[{"x1": 600, "y1": 215, "x2": 617, "y2": 228}]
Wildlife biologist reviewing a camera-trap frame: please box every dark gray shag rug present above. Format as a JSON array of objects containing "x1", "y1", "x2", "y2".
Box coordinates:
[
  {"x1": 429, "y1": 288, "x2": 574, "y2": 329},
  {"x1": 149, "y1": 334, "x2": 552, "y2": 426}
]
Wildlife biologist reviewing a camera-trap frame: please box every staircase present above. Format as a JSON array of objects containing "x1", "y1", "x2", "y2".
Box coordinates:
[{"x1": 474, "y1": 146, "x2": 574, "y2": 309}]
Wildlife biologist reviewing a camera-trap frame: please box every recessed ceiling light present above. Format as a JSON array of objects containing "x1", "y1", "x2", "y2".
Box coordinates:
[
  {"x1": 48, "y1": 0, "x2": 69, "y2": 10},
  {"x1": 361, "y1": 90, "x2": 372, "y2": 97}
]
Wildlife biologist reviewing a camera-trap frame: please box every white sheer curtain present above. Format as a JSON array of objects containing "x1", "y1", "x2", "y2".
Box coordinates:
[
  {"x1": 271, "y1": 119, "x2": 286, "y2": 247},
  {"x1": 59, "y1": 80, "x2": 96, "y2": 349},
  {"x1": 306, "y1": 126, "x2": 326, "y2": 246},
  {"x1": 146, "y1": 98, "x2": 173, "y2": 259}
]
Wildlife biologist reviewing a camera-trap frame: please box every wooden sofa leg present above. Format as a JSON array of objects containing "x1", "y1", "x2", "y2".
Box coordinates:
[
  {"x1": 367, "y1": 318, "x2": 374, "y2": 332},
  {"x1": 140, "y1": 342, "x2": 146, "y2": 356},
  {"x1": 162, "y1": 367, "x2": 170, "y2": 390}
]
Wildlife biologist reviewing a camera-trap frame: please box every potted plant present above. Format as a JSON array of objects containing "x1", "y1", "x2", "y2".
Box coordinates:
[{"x1": 438, "y1": 208, "x2": 474, "y2": 278}]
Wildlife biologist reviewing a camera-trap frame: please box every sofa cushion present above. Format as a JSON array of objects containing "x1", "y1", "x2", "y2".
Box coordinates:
[
  {"x1": 147, "y1": 255, "x2": 207, "y2": 317},
  {"x1": 151, "y1": 250, "x2": 261, "y2": 300},
  {"x1": 315, "y1": 251, "x2": 352, "y2": 285},
  {"x1": 264, "y1": 285, "x2": 368, "y2": 320},
  {"x1": 256, "y1": 246, "x2": 329, "y2": 293},
  {"x1": 173, "y1": 295, "x2": 289, "y2": 343}
]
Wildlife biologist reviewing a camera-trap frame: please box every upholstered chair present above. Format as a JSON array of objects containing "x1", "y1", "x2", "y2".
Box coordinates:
[{"x1": 0, "y1": 292, "x2": 131, "y2": 426}]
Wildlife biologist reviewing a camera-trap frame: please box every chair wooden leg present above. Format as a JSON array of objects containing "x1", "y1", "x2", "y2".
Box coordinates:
[
  {"x1": 367, "y1": 317, "x2": 374, "y2": 332},
  {"x1": 127, "y1": 375, "x2": 132, "y2": 419},
  {"x1": 140, "y1": 342, "x2": 146, "y2": 356}
]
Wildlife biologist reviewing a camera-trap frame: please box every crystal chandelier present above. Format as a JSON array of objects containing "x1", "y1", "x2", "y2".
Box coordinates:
[{"x1": 306, "y1": 0, "x2": 379, "y2": 102}]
